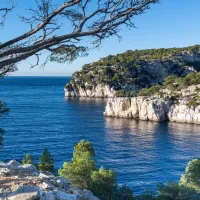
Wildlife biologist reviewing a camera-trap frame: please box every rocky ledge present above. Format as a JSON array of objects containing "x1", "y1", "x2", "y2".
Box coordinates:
[
  {"x1": 104, "y1": 84, "x2": 200, "y2": 124},
  {"x1": 0, "y1": 160, "x2": 98, "y2": 200}
]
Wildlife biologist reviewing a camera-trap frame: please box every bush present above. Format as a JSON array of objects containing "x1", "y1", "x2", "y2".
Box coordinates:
[
  {"x1": 114, "y1": 185, "x2": 135, "y2": 200},
  {"x1": 157, "y1": 181, "x2": 199, "y2": 200},
  {"x1": 138, "y1": 85, "x2": 161, "y2": 96},
  {"x1": 38, "y1": 148, "x2": 54, "y2": 173},
  {"x1": 22, "y1": 154, "x2": 33, "y2": 165},
  {"x1": 186, "y1": 99, "x2": 199, "y2": 108},
  {"x1": 90, "y1": 167, "x2": 117, "y2": 200},
  {"x1": 115, "y1": 89, "x2": 125, "y2": 97},
  {"x1": 135, "y1": 190, "x2": 156, "y2": 200},
  {"x1": 59, "y1": 140, "x2": 96, "y2": 189},
  {"x1": 180, "y1": 159, "x2": 200, "y2": 189},
  {"x1": 59, "y1": 140, "x2": 134, "y2": 200}
]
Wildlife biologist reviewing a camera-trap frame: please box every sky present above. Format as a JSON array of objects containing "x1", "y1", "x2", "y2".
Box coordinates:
[{"x1": 1, "y1": 0, "x2": 200, "y2": 76}]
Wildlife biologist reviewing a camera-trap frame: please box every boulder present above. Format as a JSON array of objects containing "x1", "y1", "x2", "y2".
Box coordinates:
[
  {"x1": 56, "y1": 177, "x2": 71, "y2": 189},
  {"x1": 39, "y1": 171, "x2": 54, "y2": 179},
  {"x1": 7, "y1": 160, "x2": 21, "y2": 170},
  {"x1": 7, "y1": 186, "x2": 42, "y2": 200},
  {"x1": 45, "y1": 191, "x2": 55, "y2": 200},
  {"x1": 18, "y1": 164, "x2": 39, "y2": 175},
  {"x1": 56, "y1": 190, "x2": 80, "y2": 200}
]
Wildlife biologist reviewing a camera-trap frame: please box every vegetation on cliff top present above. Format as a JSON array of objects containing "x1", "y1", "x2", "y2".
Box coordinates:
[
  {"x1": 138, "y1": 72, "x2": 200, "y2": 107},
  {"x1": 66, "y1": 45, "x2": 200, "y2": 94}
]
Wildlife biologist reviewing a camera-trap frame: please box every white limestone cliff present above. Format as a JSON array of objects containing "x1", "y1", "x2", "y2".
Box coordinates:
[
  {"x1": 65, "y1": 84, "x2": 115, "y2": 98},
  {"x1": 104, "y1": 97, "x2": 200, "y2": 124}
]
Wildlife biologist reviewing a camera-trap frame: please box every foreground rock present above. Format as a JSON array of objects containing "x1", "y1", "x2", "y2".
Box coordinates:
[
  {"x1": 0, "y1": 160, "x2": 98, "y2": 200},
  {"x1": 104, "y1": 85, "x2": 200, "y2": 124}
]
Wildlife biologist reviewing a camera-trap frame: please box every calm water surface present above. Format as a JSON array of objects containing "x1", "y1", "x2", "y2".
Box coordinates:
[{"x1": 1, "y1": 76, "x2": 200, "y2": 194}]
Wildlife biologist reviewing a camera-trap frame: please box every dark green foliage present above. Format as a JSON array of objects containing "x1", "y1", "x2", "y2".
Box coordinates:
[
  {"x1": 157, "y1": 181, "x2": 200, "y2": 200},
  {"x1": 0, "y1": 100, "x2": 9, "y2": 118},
  {"x1": 115, "y1": 89, "x2": 125, "y2": 97},
  {"x1": 22, "y1": 154, "x2": 33, "y2": 165},
  {"x1": 0, "y1": 100, "x2": 9, "y2": 145},
  {"x1": 138, "y1": 85, "x2": 161, "y2": 96},
  {"x1": 90, "y1": 167, "x2": 117, "y2": 200},
  {"x1": 50, "y1": 45, "x2": 88, "y2": 63},
  {"x1": 114, "y1": 185, "x2": 135, "y2": 200},
  {"x1": 59, "y1": 140, "x2": 133, "y2": 200},
  {"x1": 38, "y1": 148, "x2": 54, "y2": 173},
  {"x1": 126, "y1": 91, "x2": 138, "y2": 97},
  {"x1": 59, "y1": 140, "x2": 96, "y2": 189},
  {"x1": 186, "y1": 99, "x2": 199, "y2": 108},
  {"x1": 91, "y1": 45, "x2": 200, "y2": 66},
  {"x1": 135, "y1": 72, "x2": 200, "y2": 107},
  {"x1": 163, "y1": 73, "x2": 200, "y2": 90},
  {"x1": 180, "y1": 159, "x2": 200, "y2": 188},
  {"x1": 135, "y1": 190, "x2": 156, "y2": 200},
  {"x1": 0, "y1": 136, "x2": 3, "y2": 148}
]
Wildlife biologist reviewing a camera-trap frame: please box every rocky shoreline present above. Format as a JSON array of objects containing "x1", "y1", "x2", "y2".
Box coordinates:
[{"x1": 0, "y1": 160, "x2": 98, "y2": 200}]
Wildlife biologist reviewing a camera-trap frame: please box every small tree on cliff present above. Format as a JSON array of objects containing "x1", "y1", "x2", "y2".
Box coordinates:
[
  {"x1": 59, "y1": 140, "x2": 134, "y2": 199},
  {"x1": 38, "y1": 148, "x2": 54, "y2": 173},
  {"x1": 90, "y1": 167, "x2": 118, "y2": 200},
  {"x1": 59, "y1": 140, "x2": 96, "y2": 189},
  {"x1": 22, "y1": 154, "x2": 33, "y2": 165}
]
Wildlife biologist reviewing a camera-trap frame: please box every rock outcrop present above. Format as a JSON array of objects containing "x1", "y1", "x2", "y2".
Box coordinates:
[
  {"x1": 0, "y1": 160, "x2": 98, "y2": 200},
  {"x1": 104, "y1": 96, "x2": 200, "y2": 124},
  {"x1": 65, "y1": 46, "x2": 200, "y2": 98}
]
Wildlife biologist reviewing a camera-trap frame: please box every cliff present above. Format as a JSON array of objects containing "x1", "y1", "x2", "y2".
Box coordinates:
[
  {"x1": 104, "y1": 73, "x2": 200, "y2": 124},
  {"x1": 104, "y1": 96, "x2": 200, "y2": 124},
  {"x1": 65, "y1": 45, "x2": 200, "y2": 98},
  {"x1": 0, "y1": 160, "x2": 98, "y2": 200}
]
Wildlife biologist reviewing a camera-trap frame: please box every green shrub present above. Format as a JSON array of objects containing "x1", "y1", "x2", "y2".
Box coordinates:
[
  {"x1": 157, "y1": 181, "x2": 199, "y2": 200},
  {"x1": 22, "y1": 154, "x2": 33, "y2": 165},
  {"x1": 186, "y1": 99, "x2": 199, "y2": 108},
  {"x1": 114, "y1": 185, "x2": 135, "y2": 200},
  {"x1": 135, "y1": 190, "x2": 156, "y2": 200},
  {"x1": 115, "y1": 89, "x2": 125, "y2": 97},
  {"x1": 138, "y1": 85, "x2": 161, "y2": 96},
  {"x1": 90, "y1": 167, "x2": 117, "y2": 200},
  {"x1": 59, "y1": 140, "x2": 96, "y2": 189},
  {"x1": 180, "y1": 159, "x2": 200, "y2": 189},
  {"x1": 38, "y1": 148, "x2": 54, "y2": 173}
]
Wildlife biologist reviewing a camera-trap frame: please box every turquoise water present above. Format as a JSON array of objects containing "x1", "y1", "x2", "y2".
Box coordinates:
[{"x1": 1, "y1": 76, "x2": 200, "y2": 194}]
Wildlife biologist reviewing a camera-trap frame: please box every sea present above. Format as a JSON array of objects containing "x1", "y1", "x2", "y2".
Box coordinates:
[{"x1": 1, "y1": 76, "x2": 200, "y2": 194}]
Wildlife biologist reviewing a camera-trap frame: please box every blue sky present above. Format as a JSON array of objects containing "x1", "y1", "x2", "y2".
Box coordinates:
[{"x1": 1, "y1": 0, "x2": 200, "y2": 76}]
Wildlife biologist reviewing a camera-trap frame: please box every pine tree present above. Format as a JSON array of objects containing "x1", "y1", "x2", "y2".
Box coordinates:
[
  {"x1": 38, "y1": 148, "x2": 54, "y2": 173},
  {"x1": 59, "y1": 140, "x2": 97, "y2": 189},
  {"x1": 22, "y1": 154, "x2": 33, "y2": 165}
]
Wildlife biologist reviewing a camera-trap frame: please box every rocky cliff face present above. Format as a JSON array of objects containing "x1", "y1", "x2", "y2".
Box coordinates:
[
  {"x1": 0, "y1": 160, "x2": 98, "y2": 200},
  {"x1": 65, "y1": 83, "x2": 115, "y2": 98},
  {"x1": 104, "y1": 85, "x2": 200, "y2": 124},
  {"x1": 104, "y1": 97, "x2": 200, "y2": 124},
  {"x1": 65, "y1": 46, "x2": 200, "y2": 98}
]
